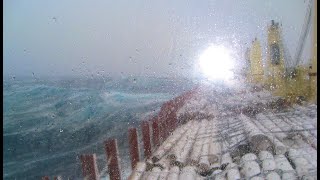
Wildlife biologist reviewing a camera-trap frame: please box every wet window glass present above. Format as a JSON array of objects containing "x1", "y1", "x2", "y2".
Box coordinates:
[{"x1": 4, "y1": 0, "x2": 317, "y2": 179}]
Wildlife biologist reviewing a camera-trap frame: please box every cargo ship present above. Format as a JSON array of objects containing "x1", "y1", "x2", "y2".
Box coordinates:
[{"x1": 42, "y1": 1, "x2": 317, "y2": 179}]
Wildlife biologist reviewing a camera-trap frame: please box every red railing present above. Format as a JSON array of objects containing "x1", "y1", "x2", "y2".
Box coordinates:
[
  {"x1": 128, "y1": 127, "x2": 140, "y2": 169},
  {"x1": 42, "y1": 88, "x2": 198, "y2": 180}
]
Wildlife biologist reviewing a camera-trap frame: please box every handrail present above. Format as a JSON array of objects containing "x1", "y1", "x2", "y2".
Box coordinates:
[{"x1": 42, "y1": 87, "x2": 198, "y2": 179}]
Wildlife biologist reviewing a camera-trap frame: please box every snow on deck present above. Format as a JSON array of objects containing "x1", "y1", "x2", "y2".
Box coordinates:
[{"x1": 128, "y1": 84, "x2": 317, "y2": 180}]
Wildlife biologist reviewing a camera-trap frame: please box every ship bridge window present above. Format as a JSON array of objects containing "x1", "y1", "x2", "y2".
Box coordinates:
[{"x1": 270, "y1": 44, "x2": 280, "y2": 65}]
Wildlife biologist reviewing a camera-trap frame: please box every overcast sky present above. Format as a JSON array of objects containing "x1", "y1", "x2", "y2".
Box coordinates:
[{"x1": 4, "y1": 0, "x2": 313, "y2": 78}]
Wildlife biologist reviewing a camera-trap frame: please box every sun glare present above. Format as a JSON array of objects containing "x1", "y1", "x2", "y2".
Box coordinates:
[{"x1": 198, "y1": 45, "x2": 234, "y2": 81}]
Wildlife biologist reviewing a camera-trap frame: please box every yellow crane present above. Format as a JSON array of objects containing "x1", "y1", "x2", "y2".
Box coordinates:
[
  {"x1": 265, "y1": 20, "x2": 287, "y2": 97},
  {"x1": 247, "y1": 38, "x2": 264, "y2": 84},
  {"x1": 310, "y1": 0, "x2": 317, "y2": 104},
  {"x1": 247, "y1": 0, "x2": 317, "y2": 104}
]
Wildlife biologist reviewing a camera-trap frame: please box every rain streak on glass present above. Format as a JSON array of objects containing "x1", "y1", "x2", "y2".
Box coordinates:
[{"x1": 3, "y1": 0, "x2": 317, "y2": 180}]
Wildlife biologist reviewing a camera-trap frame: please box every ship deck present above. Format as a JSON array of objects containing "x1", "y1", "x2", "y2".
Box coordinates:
[{"x1": 129, "y1": 84, "x2": 317, "y2": 180}]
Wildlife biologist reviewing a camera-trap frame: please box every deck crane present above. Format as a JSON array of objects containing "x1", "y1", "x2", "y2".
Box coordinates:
[{"x1": 283, "y1": 0, "x2": 313, "y2": 77}]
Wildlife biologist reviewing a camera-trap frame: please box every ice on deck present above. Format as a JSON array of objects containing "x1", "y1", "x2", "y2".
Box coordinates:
[{"x1": 128, "y1": 85, "x2": 317, "y2": 180}]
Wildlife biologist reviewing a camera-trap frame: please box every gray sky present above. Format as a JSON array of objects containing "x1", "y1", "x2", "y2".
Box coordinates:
[{"x1": 4, "y1": 0, "x2": 313, "y2": 78}]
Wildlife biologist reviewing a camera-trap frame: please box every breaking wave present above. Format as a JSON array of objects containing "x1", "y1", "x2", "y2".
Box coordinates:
[{"x1": 3, "y1": 77, "x2": 194, "y2": 179}]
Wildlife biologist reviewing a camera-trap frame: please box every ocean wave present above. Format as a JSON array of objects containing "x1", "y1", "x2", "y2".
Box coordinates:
[
  {"x1": 3, "y1": 77, "x2": 192, "y2": 179},
  {"x1": 101, "y1": 91, "x2": 172, "y2": 108}
]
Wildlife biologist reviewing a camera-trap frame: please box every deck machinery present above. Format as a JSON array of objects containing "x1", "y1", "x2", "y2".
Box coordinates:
[{"x1": 246, "y1": 0, "x2": 317, "y2": 104}]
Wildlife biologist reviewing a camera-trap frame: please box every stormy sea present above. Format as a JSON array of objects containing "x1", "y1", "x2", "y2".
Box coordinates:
[{"x1": 3, "y1": 76, "x2": 195, "y2": 179}]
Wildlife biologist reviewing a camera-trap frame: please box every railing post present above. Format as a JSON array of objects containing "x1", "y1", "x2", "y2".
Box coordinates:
[
  {"x1": 159, "y1": 118, "x2": 167, "y2": 144},
  {"x1": 168, "y1": 113, "x2": 175, "y2": 133},
  {"x1": 104, "y1": 139, "x2": 121, "y2": 180},
  {"x1": 141, "y1": 121, "x2": 152, "y2": 159},
  {"x1": 79, "y1": 154, "x2": 99, "y2": 180},
  {"x1": 152, "y1": 119, "x2": 160, "y2": 148},
  {"x1": 164, "y1": 116, "x2": 169, "y2": 138},
  {"x1": 128, "y1": 127, "x2": 140, "y2": 170}
]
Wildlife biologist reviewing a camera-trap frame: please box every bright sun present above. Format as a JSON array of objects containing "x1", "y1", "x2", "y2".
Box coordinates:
[{"x1": 198, "y1": 45, "x2": 234, "y2": 81}]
